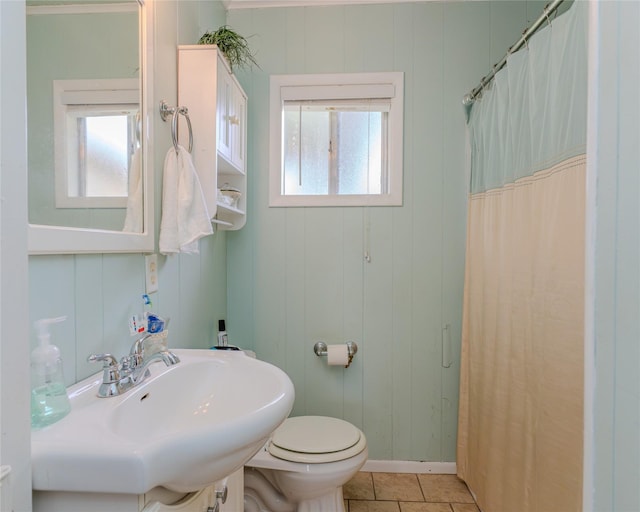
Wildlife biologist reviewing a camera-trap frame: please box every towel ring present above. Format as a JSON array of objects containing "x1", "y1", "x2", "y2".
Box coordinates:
[
  {"x1": 159, "y1": 100, "x2": 193, "y2": 154},
  {"x1": 171, "y1": 107, "x2": 193, "y2": 154}
]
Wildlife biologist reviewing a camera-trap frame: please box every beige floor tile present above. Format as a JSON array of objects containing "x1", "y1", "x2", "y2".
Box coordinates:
[
  {"x1": 349, "y1": 500, "x2": 401, "y2": 512},
  {"x1": 417, "y1": 474, "x2": 475, "y2": 503},
  {"x1": 400, "y1": 502, "x2": 453, "y2": 512},
  {"x1": 450, "y1": 504, "x2": 479, "y2": 512},
  {"x1": 345, "y1": 472, "x2": 376, "y2": 500},
  {"x1": 373, "y1": 473, "x2": 425, "y2": 501}
]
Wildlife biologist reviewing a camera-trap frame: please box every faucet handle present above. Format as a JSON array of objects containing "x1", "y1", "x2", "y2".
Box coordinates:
[
  {"x1": 87, "y1": 354, "x2": 120, "y2": 384},
  {"x1": 87, "y1": 353, "x2": 124, "y2": 398},
  {"x1": 87, "y1": 353, "x2": 120, "y2": 381},
  {"x1": 87, "y1": 353, "x2": 118, "y2": 368}
]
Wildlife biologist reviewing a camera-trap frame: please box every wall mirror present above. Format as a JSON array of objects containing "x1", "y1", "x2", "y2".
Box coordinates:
[{"x1": 27, "y1": 0, "x2": 154, "y2": 254}]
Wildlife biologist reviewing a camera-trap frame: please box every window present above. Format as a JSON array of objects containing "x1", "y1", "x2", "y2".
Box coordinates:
[
  {"x1": 54, "y1": 79, "x2": 139, "y2": 208},
  {"x1": 270, "y1": 72, "x2": 404, "y2": 207}
]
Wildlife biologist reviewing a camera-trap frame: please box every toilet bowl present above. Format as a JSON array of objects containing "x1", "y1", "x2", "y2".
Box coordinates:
[{"x1": 244, "y1": 415, "x2": 368, "y2": 512}]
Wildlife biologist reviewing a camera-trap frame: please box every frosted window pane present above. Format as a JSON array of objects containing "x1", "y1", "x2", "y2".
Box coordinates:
[
  {"x1": 73, "y1": 115, "x2": 129, "y2": 198},
  {"x1": 283, "y1": 105, "x2": 386, "y2": 196},
  {"x1": 283, "y1": 109, "x2": 329, "y2": 195},
  {"x1": 336, "y1": 112, "x2": 383, "y2": 195}
]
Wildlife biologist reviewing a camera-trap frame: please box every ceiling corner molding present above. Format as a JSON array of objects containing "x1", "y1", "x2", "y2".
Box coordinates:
[
  {"x1": 224, "y1": 0, "x2": 437, "y2": 10},
  {"x1": 26, "y1": 2, "x2": 137, "y2": 16}
]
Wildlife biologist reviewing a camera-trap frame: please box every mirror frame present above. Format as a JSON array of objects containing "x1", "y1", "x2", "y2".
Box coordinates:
[{"x1": 28, "y1": 0, "x2": 154, "y2": 255}]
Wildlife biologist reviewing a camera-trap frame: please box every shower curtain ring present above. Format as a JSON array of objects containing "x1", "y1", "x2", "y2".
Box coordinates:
[
  {"x1": 543, "y1": 8, "x2": 552, "y2": 27},
  {"x1": 522, "y1": 29, "x2": 529, "y2": 50},
  {"x1": 476, "y1": 77, "x2": 485, "y2": 100},
  {"x1": 491, "y1": 64, "x2": 500, "y2": 84}
]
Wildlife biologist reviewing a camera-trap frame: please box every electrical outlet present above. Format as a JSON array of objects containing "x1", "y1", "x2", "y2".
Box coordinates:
[{"x1": 145, "y1": 254, "x2": 159, "y2": 294}]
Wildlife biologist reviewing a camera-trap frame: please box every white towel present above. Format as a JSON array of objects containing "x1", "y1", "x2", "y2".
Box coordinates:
[
  {"x1": 123, "y1": 147, "x2": 143, "y2": 232},
  {"x1": 159, "y1": 145, "x2": 213, "y2": 254}
]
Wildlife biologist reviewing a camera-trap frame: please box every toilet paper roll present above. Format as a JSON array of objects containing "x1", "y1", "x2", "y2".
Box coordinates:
[{"x1": 327, "y1": 344, "x2": 350, "y2": 366}]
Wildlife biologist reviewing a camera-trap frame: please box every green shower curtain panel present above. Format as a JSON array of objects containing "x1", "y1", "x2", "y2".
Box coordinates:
[
  {"x1": 458, "y1": 2, "x2": 587, "y2": 512},
  {"x1": 466, "y1": 0, "x2": 587, "y2": 194}
]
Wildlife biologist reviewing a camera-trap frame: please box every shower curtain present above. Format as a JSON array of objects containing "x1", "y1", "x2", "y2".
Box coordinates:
[{"x1": 457, "y1": 3, "x2": 587, "y2": 511}]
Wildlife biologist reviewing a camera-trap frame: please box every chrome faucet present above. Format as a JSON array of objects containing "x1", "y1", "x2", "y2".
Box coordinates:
[
  {"x1": 88, "y1": 334, "x2": 180, "y2": 398},
  {"x1": 128, "y1": 348, "x2": 181, "y2": 386}
]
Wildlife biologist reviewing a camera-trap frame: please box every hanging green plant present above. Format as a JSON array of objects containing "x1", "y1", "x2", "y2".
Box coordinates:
[{"x1": 197, "y1": 26, "x2": 259, "y2": 71}]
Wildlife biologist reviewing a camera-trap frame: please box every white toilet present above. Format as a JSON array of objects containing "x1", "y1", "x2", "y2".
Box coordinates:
[{"x1": 244, "y1": 415, "x2": 368, "y2": 512}]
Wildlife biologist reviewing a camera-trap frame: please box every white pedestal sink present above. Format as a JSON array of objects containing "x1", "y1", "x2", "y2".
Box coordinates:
[{"x1": 32, "y1": 349, "x2": 294, "y2": 496}]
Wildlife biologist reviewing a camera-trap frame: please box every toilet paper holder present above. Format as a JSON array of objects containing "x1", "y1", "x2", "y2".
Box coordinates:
[{"x1": 313, "y1": 341, "x2": 358, "y2": 368}]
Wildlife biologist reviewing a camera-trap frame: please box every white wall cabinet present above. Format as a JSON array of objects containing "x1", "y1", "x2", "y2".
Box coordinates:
[{"x1": 178, "y1": 45, "x2": 247, "y2": 230}]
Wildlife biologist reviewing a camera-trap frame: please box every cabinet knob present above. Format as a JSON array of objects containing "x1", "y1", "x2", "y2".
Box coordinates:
[
  {"x1": 228, "y1": 115, "x2": 240, "y2": 126},
  {"x1": 206, "y1": 484, "x2": 228, "y2": 511},
  {"x1": 215, "y1": 485, "x2": 228, "y2": 504}
]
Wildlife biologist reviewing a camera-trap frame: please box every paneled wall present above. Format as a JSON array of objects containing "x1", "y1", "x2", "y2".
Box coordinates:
[
  {"x1": 226, "y1": 2, "x2": 544, "y2": 462},
  {"x1": 28, "y1": 0, "x2": 228, "y2": 385},
  {"x1": 588, "y1": 2, "x2": 640, "y2": 510}
]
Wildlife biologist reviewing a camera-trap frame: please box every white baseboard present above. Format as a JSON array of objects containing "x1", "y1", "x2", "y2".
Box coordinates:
[{"x1": 361, "y1": 460, "x2": 457, "y2": 474}]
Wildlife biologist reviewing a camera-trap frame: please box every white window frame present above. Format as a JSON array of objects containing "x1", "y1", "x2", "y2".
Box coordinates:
[
  {"x1": 270, "y1": 72, "x2": 404, "y2": 207},
  {"x1": 53, "y1": 78, "x2": 139, "y2": 209}
]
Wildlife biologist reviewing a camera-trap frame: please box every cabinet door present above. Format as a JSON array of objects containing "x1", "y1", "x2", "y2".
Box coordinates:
[
  {"x1": 229, "y1": 82, "x2": 247, "y2": 173},
  {"x1": 141, "y1": 487, "x2": 215, "y2": 512},
  {"x1": 218, "y1": 469, "x2": 244, "y2": 512},
  {"x1": 216, "y1": 66, "x2": 232, "y2": 163}
]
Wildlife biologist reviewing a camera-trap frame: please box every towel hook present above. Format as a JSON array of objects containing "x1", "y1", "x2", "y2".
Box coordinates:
[{"x1": 159, "y1": 100, "x2": 193, "y2": 154}]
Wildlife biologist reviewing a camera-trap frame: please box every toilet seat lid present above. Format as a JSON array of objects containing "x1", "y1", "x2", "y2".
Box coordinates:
[{"x1": 270, "y1": 416, "x2": 361, "y2": 454}]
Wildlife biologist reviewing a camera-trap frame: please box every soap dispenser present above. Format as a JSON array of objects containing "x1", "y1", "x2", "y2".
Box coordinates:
[{"x1": 31, "y1": 316, "x2": 71, "y2": 429}]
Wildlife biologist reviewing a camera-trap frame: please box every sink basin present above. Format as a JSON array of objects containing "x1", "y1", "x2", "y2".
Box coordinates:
[{"x1": 31, "y1": 349, "x2": 294, "y2": 494}]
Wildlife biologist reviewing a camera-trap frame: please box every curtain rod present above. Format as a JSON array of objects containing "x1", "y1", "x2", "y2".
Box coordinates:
[{"x1": 462, "y1": 0, "x2": 565, "y2": 106}]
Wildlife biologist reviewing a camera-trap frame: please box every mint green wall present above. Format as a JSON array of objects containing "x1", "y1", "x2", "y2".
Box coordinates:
[
  {"x1": 226, "y1": 2, "x2": 544, "y2": 461},
  {"x1": 589, "y1": 2, "x2": 640, "y2": 510},
  {"x1": 28, "y1": 0, "x2": 228, "y2": 385}
]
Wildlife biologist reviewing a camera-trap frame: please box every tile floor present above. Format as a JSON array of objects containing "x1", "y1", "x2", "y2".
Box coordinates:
[{"x1": 343, "y1": 472, "x2": 480, "y2": 512}]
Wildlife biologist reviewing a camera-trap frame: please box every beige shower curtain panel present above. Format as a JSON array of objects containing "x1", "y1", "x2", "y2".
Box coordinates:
[{"x1": 457, "y1": 156, "x2": 585, "y2": 511}]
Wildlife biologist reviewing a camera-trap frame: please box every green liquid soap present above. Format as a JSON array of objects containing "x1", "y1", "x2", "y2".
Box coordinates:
[
  {"x1": 31, "y1": 381, "x2": 71, "y2": 429},
  {"x1": 31, "y1": 315, "x2": 71, "y2": 429}
]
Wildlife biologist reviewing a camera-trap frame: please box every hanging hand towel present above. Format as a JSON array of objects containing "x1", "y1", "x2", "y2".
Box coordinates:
[{"x1": 159, "y1": 145, "x2": 213, "y2": 254}]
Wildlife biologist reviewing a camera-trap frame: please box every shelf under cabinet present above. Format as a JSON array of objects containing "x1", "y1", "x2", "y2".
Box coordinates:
[
  {"x1": 217, "y1": 152, "x2": 245, "y2": 176},
  {"x1": 217, "y1": 203, "x2": 245, "y2": 216},
  {"x1": 211, "y1": 218, "x2": 233, "y2": 227},
  {"x1": 212, "y1": 202, "x2": 246, "y2": 231}
]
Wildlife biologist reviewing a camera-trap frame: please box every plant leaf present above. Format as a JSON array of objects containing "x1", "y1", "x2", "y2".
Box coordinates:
[{"x1": 197, "y1": 25, "x2": 259, "y2": 71}]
